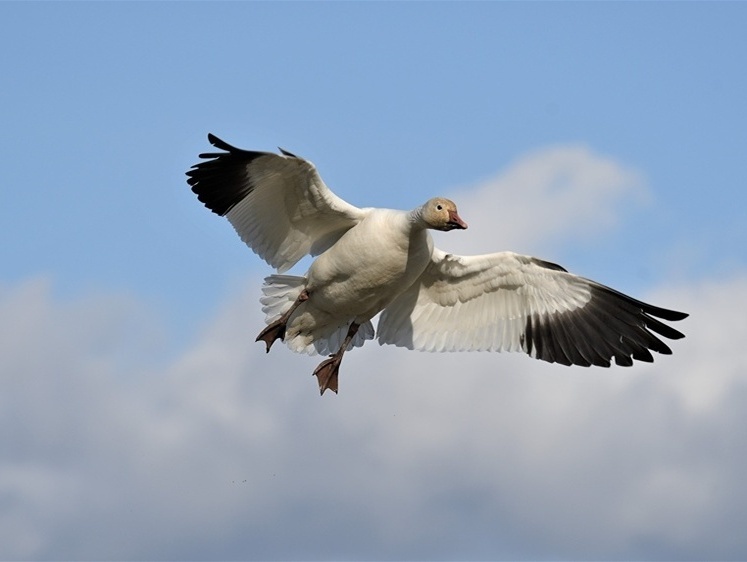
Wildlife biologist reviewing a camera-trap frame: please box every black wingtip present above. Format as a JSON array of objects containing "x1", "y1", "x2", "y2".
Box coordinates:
[
  {"x1": 668, "y1": 310, "x2": 689, "y2": 321},
  {"x1": 644, "y1": 306, "x2": 689, "y2": 322},
  {"x1": 207, "y1": 133, "x2": 240, "y2": 153},
  {"x1": 187, "y1": 135, "x2": 271, "y2": 216},
  {"x1": 278, "y1": 147, "x2": 300, "y2": 158}
]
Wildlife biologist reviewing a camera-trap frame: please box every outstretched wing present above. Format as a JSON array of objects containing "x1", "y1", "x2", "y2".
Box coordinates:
[
  {"x1": 187, "y1": 134, "x2": 366, "y2": 272},
  {"x1": 377, "y1": 249, "x2": 687, "y2": 367}
]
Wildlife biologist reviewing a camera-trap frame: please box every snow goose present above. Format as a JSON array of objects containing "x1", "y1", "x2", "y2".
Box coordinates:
[{"x1": 187, "y1": 134, "x2": 687, "y2": 395}]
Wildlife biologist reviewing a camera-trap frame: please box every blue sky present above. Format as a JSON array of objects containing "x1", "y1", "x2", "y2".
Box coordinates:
[{"x1": 2, "y1": 3, "x2": 747, "y2": 560}]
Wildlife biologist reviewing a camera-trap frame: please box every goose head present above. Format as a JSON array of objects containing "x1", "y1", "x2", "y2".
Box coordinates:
[{"x1": 420, "y1": 197, "x2": 468, "y2": 231}]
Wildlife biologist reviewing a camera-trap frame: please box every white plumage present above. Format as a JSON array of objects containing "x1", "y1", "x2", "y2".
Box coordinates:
[
  {"x1": 378, "y1": 250, "x2": 593, "y2": 353},
  {"x1": 187, "y1": 134, "x2": 687, "y2": 395}
]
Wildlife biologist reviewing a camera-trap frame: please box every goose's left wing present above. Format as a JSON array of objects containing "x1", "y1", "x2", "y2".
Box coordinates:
[
  {"x1": 187, "y1": 134, "x2": 366, "y2": 273},
  {"x1": 377, "y1": 249, "x2": 687, "y2": 366}
]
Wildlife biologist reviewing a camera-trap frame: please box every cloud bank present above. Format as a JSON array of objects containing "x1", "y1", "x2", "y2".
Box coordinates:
[
  {"x1": 1, "y1": 146, "x2": 743, "y2": 561},
  {"x1": 440, "y1": 144, "x2": 647, "y2": 257}
]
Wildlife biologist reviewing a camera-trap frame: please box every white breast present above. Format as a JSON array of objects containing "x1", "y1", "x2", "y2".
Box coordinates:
[{"x1": 306, "y1": 209, "x2": 433, "y2": 322}]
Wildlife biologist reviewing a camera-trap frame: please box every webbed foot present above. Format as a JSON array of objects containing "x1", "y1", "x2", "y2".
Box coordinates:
[{"x1": 312, "y1": 355, "x2": 342, "y2": 395}]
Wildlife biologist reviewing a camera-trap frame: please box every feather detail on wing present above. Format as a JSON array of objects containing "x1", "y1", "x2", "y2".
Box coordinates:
[
  {"x1": 377, "y1": 249, "x2": 688, "y2": 366},
  {"x1": 186, "y1": 134, "x2": 366, "y2": 272}
]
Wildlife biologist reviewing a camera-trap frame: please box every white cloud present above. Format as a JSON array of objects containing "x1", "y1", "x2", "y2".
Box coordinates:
[
  {"x1": 436, "y1": 144, "x2": 648, "y2": 257},
  {"x1": 2, "y1": 272, "x2": 745, "y2": 560},
  {"x1": 2, "y1": 146, "x2": 744, "y2": 560}
]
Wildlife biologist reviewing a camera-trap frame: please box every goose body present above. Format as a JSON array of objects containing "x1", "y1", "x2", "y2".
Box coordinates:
[
  {"x1": 280, "y1": 208, "x2": 436, "y2": 355},
  {"x1": 305, "y1": 209, "x2": 432, "y2": 321},
  {"x1": 187, "y1": 134, "x2": 687, "y2": 394}
]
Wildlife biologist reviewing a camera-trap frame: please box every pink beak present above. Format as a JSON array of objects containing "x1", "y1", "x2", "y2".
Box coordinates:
[{"x1": 447, "y1": 210, "x2": 468, "y2": 230}]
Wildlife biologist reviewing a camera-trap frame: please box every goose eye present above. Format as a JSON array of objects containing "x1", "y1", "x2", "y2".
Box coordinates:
[{"x1": 436, "y1": 204, "x2": 443, "y2": 211}]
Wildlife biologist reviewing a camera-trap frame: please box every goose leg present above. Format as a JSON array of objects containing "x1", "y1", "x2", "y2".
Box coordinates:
[
  {"x1": 255, "y1": 289, "x2": 309, "y2": 353},
  {"x1": 313, "y1": 322, "x2": 360, "y2": 395}
]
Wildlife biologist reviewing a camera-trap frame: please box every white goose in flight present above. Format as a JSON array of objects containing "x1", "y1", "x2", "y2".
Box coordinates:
[{"x1": 187, "y1": 134, "x2": 687, "y2": 395}]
